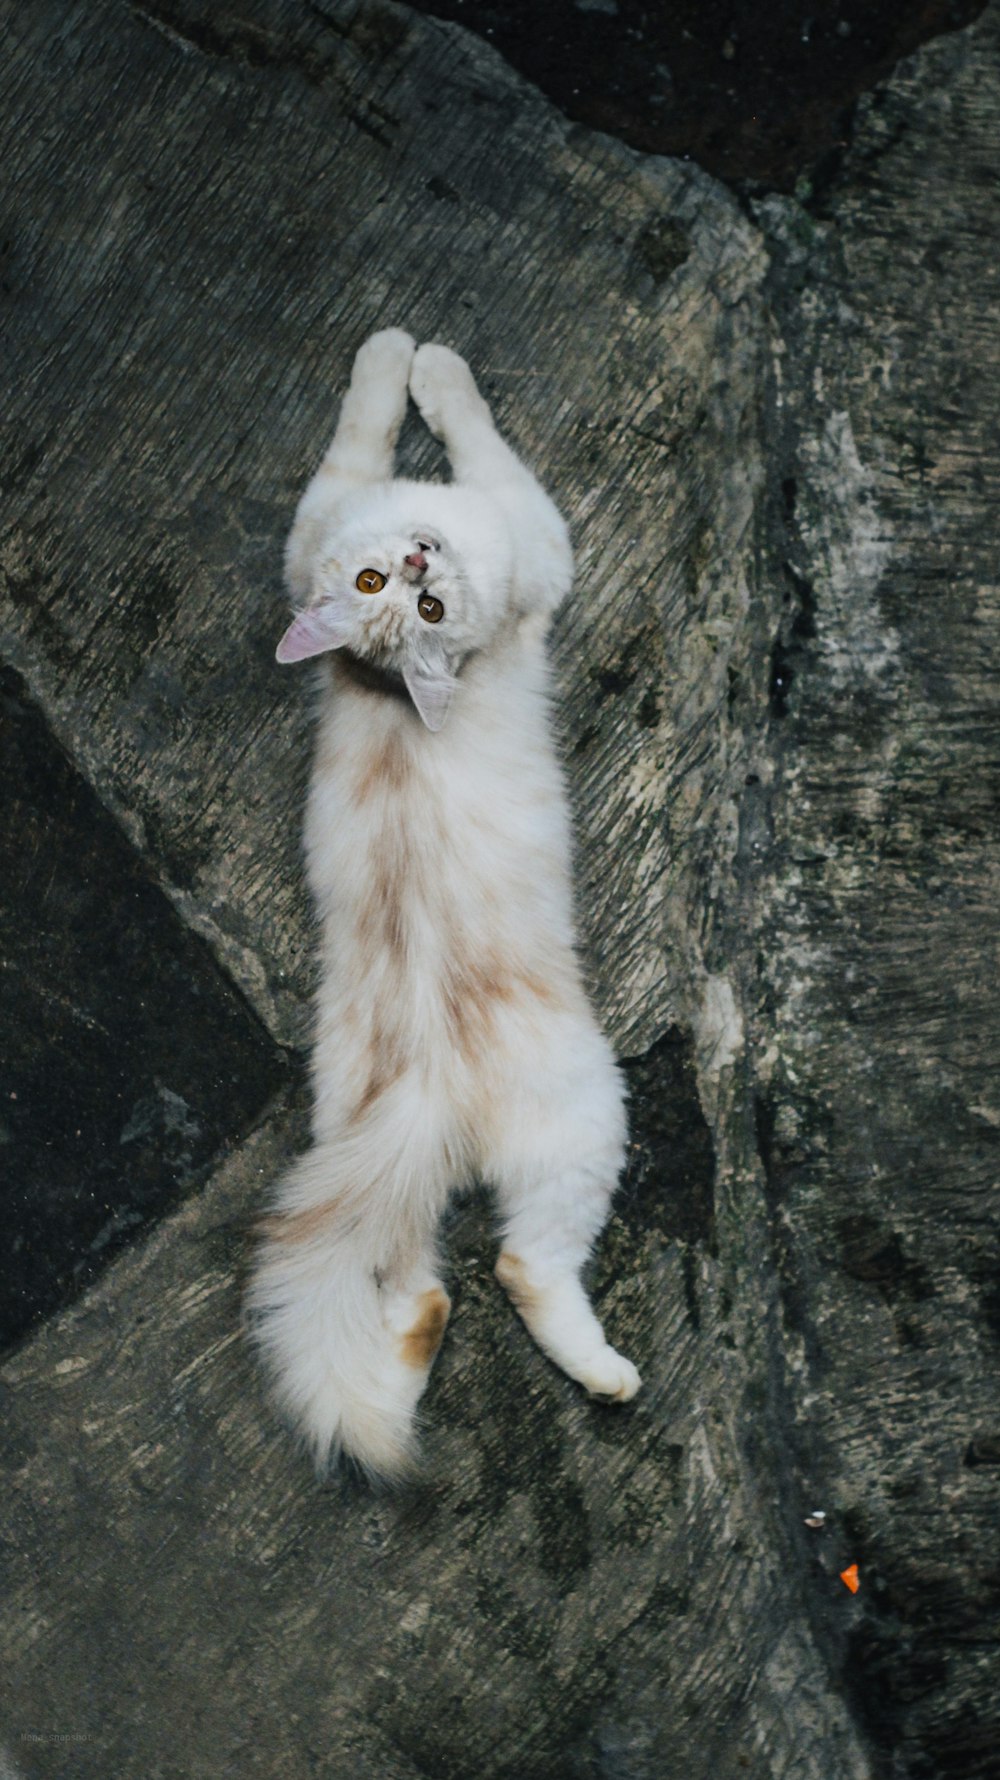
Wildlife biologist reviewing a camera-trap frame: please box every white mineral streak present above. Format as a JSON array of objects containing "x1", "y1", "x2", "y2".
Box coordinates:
[
  {"x1": 696, "y1": 972, "x2": 744, "y2": 1078},
  {"x1": 797, "y1": 408, "x2": 897, "y2": 683}
]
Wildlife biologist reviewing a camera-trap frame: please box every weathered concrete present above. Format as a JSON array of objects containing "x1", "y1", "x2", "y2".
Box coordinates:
[{"x1": 1, "y1": 0, "x2": 997, "y2": 1775}]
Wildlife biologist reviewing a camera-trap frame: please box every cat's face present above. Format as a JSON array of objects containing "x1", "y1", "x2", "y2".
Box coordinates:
[{"x1": 276, "y1": 516, "x2": 492, "y2": 731}]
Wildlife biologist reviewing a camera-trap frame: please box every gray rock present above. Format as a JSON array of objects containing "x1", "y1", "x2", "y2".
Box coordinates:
[{"x1": 749, "y1": 10, "x2": 1000, "y2": 1768}]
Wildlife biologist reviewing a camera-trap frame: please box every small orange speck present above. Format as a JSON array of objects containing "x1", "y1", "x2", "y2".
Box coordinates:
[{"x1": 840, "y1": 1564, "x2": 860, "y2": 1594}]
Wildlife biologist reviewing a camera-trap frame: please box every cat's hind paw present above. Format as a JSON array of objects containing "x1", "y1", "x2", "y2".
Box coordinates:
[{"x1": 579, "y1": 1346, "x2": 642, "y2": 1403}]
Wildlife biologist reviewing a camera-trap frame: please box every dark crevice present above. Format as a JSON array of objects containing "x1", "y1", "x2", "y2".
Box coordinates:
[
  {"x1": 128, "y1": 0, "x2": 333, "y2": 80},
  {"x1": 403, "y1": 0, "x2": 986, "y2": 191},
  {"x1": 769, "y1": 561, "x2": 818, "y2": 719},
  {"x1": 618, "y1": 1028, "x2": 716, "y2": 1254},
  {"x1": 129, "y1": 0, "x2": 411, "y2": 85},
  {"x1": 0, "y1": 663, "x2": 294, "y2": 1352}
]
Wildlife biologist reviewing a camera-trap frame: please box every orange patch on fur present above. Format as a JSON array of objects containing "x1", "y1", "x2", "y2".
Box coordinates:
[
  {"x1": 353, "y1": 729, "x2": 410, "y2": 805},
  {"x1": 399, "y1": 1288, "x2": 451, "y2": 1369},
  {"x1": 495, "y1": 1251, "x2": 542, "y2": 1318},
  {"x1": 442, "y1": 955, "x2": 503, "y2": 1059},
  {"x1": 256, "y1": 1201, "x2": 342, "y2": 1246},
  {"x1": 349, "y1": 1047, "x2": 406, "y2": 1122},
  {"x1": 356, "y1": 825, "x2": 414, "y2": 971},
  {"x1": 441, "y1": 949, "x2": 560, "y2": 1061},
  {"x1": 343, "y1": 984, "x2": 411, "y2": 1126},
  {"x1": 518, "y1": 970, "x2": 560, "y2": 1007}
]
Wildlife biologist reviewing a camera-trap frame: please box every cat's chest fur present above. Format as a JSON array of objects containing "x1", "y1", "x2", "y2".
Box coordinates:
[{"x1": 303, "y1": 641, "x2": 581, "y2": 1035}]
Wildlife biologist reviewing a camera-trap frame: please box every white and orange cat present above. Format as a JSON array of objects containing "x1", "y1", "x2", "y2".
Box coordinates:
[{"x1": 249, "y1": 328, "x2": 640, "y2": 1477}]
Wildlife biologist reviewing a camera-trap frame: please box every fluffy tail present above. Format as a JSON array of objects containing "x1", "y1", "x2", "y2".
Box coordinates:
[{"x1": 247, "y1": 1128, "x2": 450, "y2": 1480}]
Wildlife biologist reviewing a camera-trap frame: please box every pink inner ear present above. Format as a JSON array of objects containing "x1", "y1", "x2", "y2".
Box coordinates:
[{"x1": 275, "y1": 608, "x2": 348, "y2": 664}]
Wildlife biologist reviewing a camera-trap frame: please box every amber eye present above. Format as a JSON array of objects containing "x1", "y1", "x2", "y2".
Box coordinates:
[
  {"x1": 417, "y1": 594, "x2": 444, "y2": 624},
  {"x1": 356, "y1": 568, "x2": 386, "y2": 594}
]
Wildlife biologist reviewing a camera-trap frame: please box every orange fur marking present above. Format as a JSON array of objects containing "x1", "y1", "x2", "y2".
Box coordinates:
[
  {"x1": 441, "y1": 954, "x2": 502, "y2": 1060},
  {"x1": 353, "y1": 728, "x2": 410, "y2": 805},
  {"x1": 399, "y1": 1288, "x2": 451, "y2": 1369},
  {"x1": 518, "y1": 969, "x2": 560, "y2": 1007},
  {"x1": 257, "y1": 1201, "x2": 343, "y2": 1246},
  {"x1": 495, "y1": 1251, "x2": 542, "y2": 1318},
  {"x1": 357, "y1": 824, "x2": 413, "y2": 970},
  {"x1": 442, "y1": 950, "x2": 560, "y2": 1062},
  {"x1": 349, "y1": 1048, "x2": 406, "y2": 1122},
  {"x1": 347, "y1": 990, "x2": 409, "y2": 1125}
]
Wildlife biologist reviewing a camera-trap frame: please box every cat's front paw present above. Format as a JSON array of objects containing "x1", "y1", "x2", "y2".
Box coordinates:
[
  {"x1": 579, "y1": 1346, "x2": 642, "y2": 1403},
  {"x1": 410, "y1": 342, "x2": 482, "y2": 439}
]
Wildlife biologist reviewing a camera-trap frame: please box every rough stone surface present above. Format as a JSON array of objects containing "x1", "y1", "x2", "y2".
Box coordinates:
[
  {"x1": 0, "y1": 0, "x2": 766, "y2": 1058},
  {"x1": 749, "y1": 16, "x2": 1000, "y2": 1769},
  {"x1": 1, "y1": 0, "x2": 997, "y2": 1776}
]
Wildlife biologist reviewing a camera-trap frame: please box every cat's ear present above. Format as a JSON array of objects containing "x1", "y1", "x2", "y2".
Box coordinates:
[
  {"x1": 275, "y1": 603, "x2": 352, "y2": 664},
  {"x1": 402, "y1": 641, "x2": 458, "y2": 732}
]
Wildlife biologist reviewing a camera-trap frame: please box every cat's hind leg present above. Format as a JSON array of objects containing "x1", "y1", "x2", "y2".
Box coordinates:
[
  {"x1": 495, "y1": 1252, "x2": 639, "y2": 1399},
  {"x1": 379, "y1": 1248, "x2": 452, "y2": 1418},
  {"x1": 485, "y1": 1041, "x2": 641, "y2": 1402},
  {"x1": 285, "y1": 327, "x2": 416, "y2": 600}
]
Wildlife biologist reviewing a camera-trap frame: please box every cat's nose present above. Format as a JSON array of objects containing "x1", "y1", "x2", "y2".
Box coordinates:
[{"x1": 404, "y1": 550, "x2": 428, "y2": 574}]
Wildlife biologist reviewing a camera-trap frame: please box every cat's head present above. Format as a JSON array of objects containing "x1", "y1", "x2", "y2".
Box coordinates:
[{"x1": 276, "y1": 499, "x2": 509, "y2": 731}]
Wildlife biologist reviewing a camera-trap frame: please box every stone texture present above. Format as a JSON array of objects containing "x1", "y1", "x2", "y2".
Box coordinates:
[
  {"x1": 1, "y1": 0, "x2": 998, "y2": 1776},
  {"x1": 0, "y1": 0, "x2": 766, "y2": 1058},
  {"x1": 748, "y1": 14, "x2": 1000, "y2": 1768}
]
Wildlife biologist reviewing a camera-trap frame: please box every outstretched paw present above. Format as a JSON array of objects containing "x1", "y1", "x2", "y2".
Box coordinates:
[
  {"x1": 410, "y1": 342, "x2": 484, "y2": 440},
  {"x1": 579, "y1": 1346, "x2": 642, "y2": 1403},
  {"x1": 352, "y1": 327, "x2": 416, "y2": 387}
]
